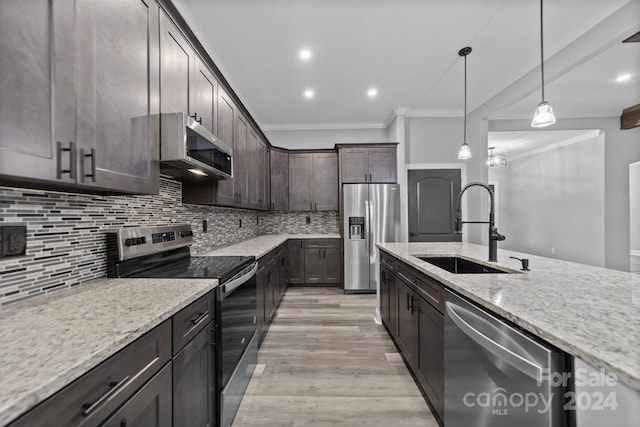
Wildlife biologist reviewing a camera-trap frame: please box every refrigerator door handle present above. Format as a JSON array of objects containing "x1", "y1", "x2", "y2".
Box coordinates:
[{"x1": 369, "y1": 198, "x2": 374, "y2": 258}]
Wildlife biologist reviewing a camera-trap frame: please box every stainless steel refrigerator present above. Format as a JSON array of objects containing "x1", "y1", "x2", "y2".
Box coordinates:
[{"x1": 343, "y1": 183, "x2": 401, "y2": 292}]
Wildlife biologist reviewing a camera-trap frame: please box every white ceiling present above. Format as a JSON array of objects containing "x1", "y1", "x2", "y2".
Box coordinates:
[{"x1": 173, "y1": 0, "x2": 635, "y2": 128}]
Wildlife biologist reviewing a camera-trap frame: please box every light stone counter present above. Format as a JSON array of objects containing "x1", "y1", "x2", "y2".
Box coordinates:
[
  {"x1": 197, "y1": 233, "x2": 341, "y2": 259},
  {"x1": 0, "y1": 277, "x2": 217, "y2": 426},
  {"x1": 378, "y1": 242, "x2": 640, "y2": 391}
]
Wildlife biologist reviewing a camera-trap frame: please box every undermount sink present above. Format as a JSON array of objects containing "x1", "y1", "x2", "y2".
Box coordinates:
[{"x1": 416, "y1": 256, "x2": 510, "y2": 274}]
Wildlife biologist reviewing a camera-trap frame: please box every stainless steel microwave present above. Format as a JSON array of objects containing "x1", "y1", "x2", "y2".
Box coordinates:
[{"x1": 159, "y1": 112, "x2": 233, "y2": 180}]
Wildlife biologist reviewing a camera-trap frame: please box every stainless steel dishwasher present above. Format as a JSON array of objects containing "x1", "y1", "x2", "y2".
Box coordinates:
[{"x1": 444, "y1": 289, "x2": 571, "y2": 427}]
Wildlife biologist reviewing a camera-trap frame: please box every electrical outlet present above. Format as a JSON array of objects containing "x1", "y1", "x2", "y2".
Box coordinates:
[
  {"x1": 202, "y1": 219, "x2": 208, "y2": 233},
  {"x1": 306, "y1": 216, "x2": 311, "y2": 224},
  {"x1": 239, "y1": 219, "x2": 242, "y2": 228},
  {"x1": 0, "y1": 225, "x2": 27, "y2": 258}
]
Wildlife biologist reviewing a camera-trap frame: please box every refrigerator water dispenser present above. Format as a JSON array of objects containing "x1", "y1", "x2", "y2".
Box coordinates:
[{"x1": 348, "y1": 217, "x2": 365, "y2": 239}]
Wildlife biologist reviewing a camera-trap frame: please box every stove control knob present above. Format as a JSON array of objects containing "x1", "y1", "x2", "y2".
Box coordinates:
[
  {"x1": 180, "y1": 230, "x2": 193, "y2": 237},
  {"x1": 125, "y1": 238, "x2": 133, "y2": 246},
  {"x1": 136, "y1": 237, "x2": 146, "y2": 245}
]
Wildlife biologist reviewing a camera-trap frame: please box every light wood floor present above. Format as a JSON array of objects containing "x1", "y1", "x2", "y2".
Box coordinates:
[{"x1": 232, "y1": 287, "x2": 438, "y2": 427}]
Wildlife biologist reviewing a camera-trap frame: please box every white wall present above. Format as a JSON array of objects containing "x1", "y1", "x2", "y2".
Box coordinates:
[
  {"x1": 490, "y1": 118, "x2": 640, "y2": 271},
  {"x1": 489, "y1": 133, "x2": 606, "y2": 267},
  {"x1": 630, "y1": 162, "x2": 640, "y2": 254},
  {"x1": 264, "y1": 127, "x2": 388, "y2": 150}
]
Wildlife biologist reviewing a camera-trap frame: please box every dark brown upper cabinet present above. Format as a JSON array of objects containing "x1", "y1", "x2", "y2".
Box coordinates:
[
  {"x1": 270, "y1": 149, "x2": 289, "y2": 211},
  {"x1": 0, "y1": 0, "x2": 159, "y2": 195},
  {"x1": 338, "y1": 145, "x2": 397, "y2": 184},
  {"x1": 160, "y1": 11, "x2": 217, "y2": 137},
  {"x1": 289, "y1": 152, "x2": 338, "y2": 211}
]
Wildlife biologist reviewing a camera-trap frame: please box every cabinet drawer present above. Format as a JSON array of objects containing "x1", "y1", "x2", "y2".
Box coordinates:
[
  {"x1": 304, "y1": 239, "x2": 340, "y2": 249},
  {"x1": 172, "y1": 292, "x2": 214, "y2": 355},
  {"x1": 396, "y1": 262, "x2": 445, "y2": 314},
  {"x1": 380, "y1": 252, "x2": 396, "y2": 272},
  {"x1": 10, "y1": 321, "x2": 171, "y2": 427}
]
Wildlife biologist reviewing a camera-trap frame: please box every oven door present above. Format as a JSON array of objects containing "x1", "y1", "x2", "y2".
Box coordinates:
[{"x1": 217, "y1": 262, "x2": 258, "y2": 388}]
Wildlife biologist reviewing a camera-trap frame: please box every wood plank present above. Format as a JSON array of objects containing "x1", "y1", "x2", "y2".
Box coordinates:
[{"x1": 232, "y1": 287, "x2": 436, "y2": 426}]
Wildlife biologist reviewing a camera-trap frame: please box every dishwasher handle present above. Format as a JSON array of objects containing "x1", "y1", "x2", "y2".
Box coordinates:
[{"x1": 446, "y1": 301, "x2": 543, "y2": 381}]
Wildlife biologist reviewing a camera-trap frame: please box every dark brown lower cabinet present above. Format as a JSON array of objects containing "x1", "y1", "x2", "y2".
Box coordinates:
[
  {"x1": 102, "y1": 363, "x2": 172, "y2": 427},
  {"x1": 415, "y1": 295, "x2": 444, "y2": 419},
  {"x1": 257, "y1": 243, "x2": 288, "y2": 346},
  {"x1": 395, "y1": 279, "x2": 418, "y2": 366},
  {"x1": 302, "y1": 239, "x2": 341, "y2": 285},
  {"x1": 381, "y1": 255, "x2": 444, "y2": 424},
  {"x1": 172, "y1": 324, "x2": 214, "y2": 427},
  {"x1": 287, "y1": 240, "x2": 305, "y2": 284}
]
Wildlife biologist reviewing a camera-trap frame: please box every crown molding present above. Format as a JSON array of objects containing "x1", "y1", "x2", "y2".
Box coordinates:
[
  {"x1": 508, "y1": 129, "x2": 601, "y2": 161},
  {"x1": 260, "y1": 122, "x2": 388, "y2": 131},
  {"x1": 405, "y1": 109, "x2": 463, "y2": 118}
]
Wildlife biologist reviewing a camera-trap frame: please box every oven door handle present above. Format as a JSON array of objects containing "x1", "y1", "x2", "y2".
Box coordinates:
[{"x1": 220, "y1": 262, "x2": 258, "y2": 300}]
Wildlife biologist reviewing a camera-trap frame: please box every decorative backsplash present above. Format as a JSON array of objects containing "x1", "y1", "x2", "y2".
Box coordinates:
[
  {"x1": 0, "y1": 179, "x2": 258, "y2": 306},
  {"x1": 259, "y1": 210, "x2": 339, "y2": 235}
]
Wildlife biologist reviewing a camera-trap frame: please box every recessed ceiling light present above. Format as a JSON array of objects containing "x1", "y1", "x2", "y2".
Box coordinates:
[
  {"x1": 616, "y1": 73, "x2": 631, "y2": 82},
  {"x1": 367, "y1": 88, "x2": 378, "y2": 98},
  {"x1": 299, "y1": 49, "x2": 311, "y2": 60},
  {"x1": 304, "y1": 89, "x2": 314, "y2": 99}
]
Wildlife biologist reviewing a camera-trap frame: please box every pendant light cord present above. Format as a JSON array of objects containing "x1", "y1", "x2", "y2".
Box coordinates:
[
  {"x1": 540, "y1": 0, "x2": 545, "y2": 102},
  {"x1": 463, "y1": 53, "x2": 467, "y2": 142}
]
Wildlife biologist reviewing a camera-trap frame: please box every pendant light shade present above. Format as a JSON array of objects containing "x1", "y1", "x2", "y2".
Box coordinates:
[
  {"x1": 457, "y1": 47, "x2": 472, "y2": 160},
  {"x1": 531, "y1": 0, "x2": 556, "y2": 128}
]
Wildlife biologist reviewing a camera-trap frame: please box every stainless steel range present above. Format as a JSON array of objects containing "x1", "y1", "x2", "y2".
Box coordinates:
[{"x1": 106, "y1": 224, "x2": 257, "y2": 427}]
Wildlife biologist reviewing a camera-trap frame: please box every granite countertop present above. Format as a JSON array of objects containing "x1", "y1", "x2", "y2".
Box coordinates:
[
  {"x1": 197, "y1": 233, "x2": 341, "y2": 259},
  {"x1": 377, "y1": 242, "x2": 640, "y2": 391},
  {"x1": 0, "y1": 277, "x2": 217, "y2": 426}
]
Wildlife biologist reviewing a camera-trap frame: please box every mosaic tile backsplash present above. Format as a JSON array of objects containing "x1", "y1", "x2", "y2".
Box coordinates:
[
  {"x1": 0, "y1": 179, "x2": 340, "y2": 306},
  {"x1": 0, "y1": 179, "x2": 259, "y2": 306},
  {"x1": 259, "y1": 210, "x2": 339, "y2": 235}
]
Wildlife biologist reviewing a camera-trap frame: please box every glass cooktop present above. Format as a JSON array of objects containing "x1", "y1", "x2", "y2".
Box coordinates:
[{"x1": 130, "y1": 255, "x2": 255, "y2": 283}]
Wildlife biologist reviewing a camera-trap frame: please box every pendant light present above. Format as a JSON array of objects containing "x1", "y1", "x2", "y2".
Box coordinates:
[
  {"x1": 457, "y1": 46, "x2": 472, "y2": 159},
  {"x1": 487, "y1": 147, "x2": 507, "y2": 168},
  {"x1": 531, "y1": 0, "x2": 556, "y2": 127}
]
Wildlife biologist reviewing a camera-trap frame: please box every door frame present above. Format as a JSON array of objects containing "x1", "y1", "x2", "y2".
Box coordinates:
[{"x1": 406, "y1": 163, "x2": 468, "y2": 242}]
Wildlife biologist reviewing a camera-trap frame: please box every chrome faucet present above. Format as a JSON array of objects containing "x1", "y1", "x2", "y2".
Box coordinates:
[{"x1": 454, "y1": 182, "x2": 505, "y2": 262}]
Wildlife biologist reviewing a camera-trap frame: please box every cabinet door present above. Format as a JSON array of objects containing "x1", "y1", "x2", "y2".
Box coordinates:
[
  {"x1": 247, "y1": 128, "x2": 260, "y2": 209},
  {"x1": 287, "y1": 240, "x2": 305, "y2": 283},
  {"x1": 304, "y1": 248, "x2": 323, "y2": 283},
  {"x1": 76, "y1": 0, "x2": 159, "y2": 194},
  {"x1": 388, "y1": 272, "x2": 397, "y2": 337},
  {"x1": 380, "y1": 268, "x2": 390, "y2": 325},
  {"x1": 289, "y1": 153, "x2": 313, "y2": 211},
  {"x1": 215, "y1": 88, "x2": 236, "y2": 205},
  {"x1": 339, "y1": 147, "x2": 368, "y2": 183},
  {"x1": 323, "y1": 248, "x2": 342, "y2": 283},
  {"x1": 312, "y1": 152, "x2": 338, "y2": 210},
  {"x1": 192, "y1": 57, "x2": 217, "y2": 135},
  {"x1": 256, "y1": 268, "x2": 266, "y2": 344},
  {"x1": 368, "y1": 147, "x2": 397, "y2": 183},
  {"x1": 102, "y1": 363, "x2": 172, "y2": 427},
  {"x1": 270, "y1": 150, "x2": 289, "y2": 210},
  {"x1": 0, "y1": 0, "x2": 76, "y2": 185},
  {"x1": 395, "y1": 281, "x2": 418, "y2": 368},
  {"x1": 258, "y1": 139, "x2": 269, "y2": 210},
  {"x1": 160, "y1": 11, "x2": 194, "y2": 116},
  {"x1": 235, "y1": 113, "x2": 249, "y2": 206},
  {"x1": 415, "y1": 296, "x2": 444, "y2": 420},
  {"x1": 265, "y1": 270, "x2": 274, "y2": 321},
  {"x1": 173, "y1": 325, "x2": 214, "y2": 427}
]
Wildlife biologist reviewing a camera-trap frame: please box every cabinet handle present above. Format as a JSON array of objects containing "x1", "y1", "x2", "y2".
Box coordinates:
[
  {"x1": 82, "y1": 375, "x2": 130, "y2": 416},
  {"x1": 190, "y1": 113, "x2": 202, "y2": 125},
  {"x1": 364, "y1": 172, "x2": 368, "y2": 182},
  {"x1": 369, "y1": 173, "x2": 372, "y2": 182},
  {"x1": 81, "y1": 148, "x2": 96, "y2": 182},
  {"x1": 121, "y1": 419, "x2": 127, "y2": 427},
  {"x1": 406, "y1": 293, "x2": 411, "y2": 311},
  {"x1": 398, "y1": 271, "x2": 417, "y2": 285},
  {"x1": 410, "y1": 295, "x2": 418, "y2": 314},
  {"x1": 190, "y1": 311, "x2": 209, "y2": 326},
  {"x1": 56, "y1": 141, "x2": 76, "y2": 179}
]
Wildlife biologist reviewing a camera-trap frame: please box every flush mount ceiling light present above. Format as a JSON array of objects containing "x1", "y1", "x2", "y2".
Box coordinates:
[
  {"x1": 367, "y1": 88, "x2": 378, "y2": 98},
  {"x1": 487, "y1": 147, "x2": 507, "y2": 168},
  {"x1": 616, "y1": 73, "x2": 631, "y2": 83},
  {"x1": 299, "y1": 49, "x2": 311, "y2": 60},
  {"x1": 457, "y1": 46, "x2": 472, "y2": 160},
  {"x1": 531, "y1": 0, "x2": 556, "y2": 128},
  {"x1": 304, "y1": 89, "x2": 314, "y2": 99}
]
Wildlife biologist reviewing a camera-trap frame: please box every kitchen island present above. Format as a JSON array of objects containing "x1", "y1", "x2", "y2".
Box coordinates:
[{"x1": 377, "y1": 241, "x2": 640, "y2": 391}]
